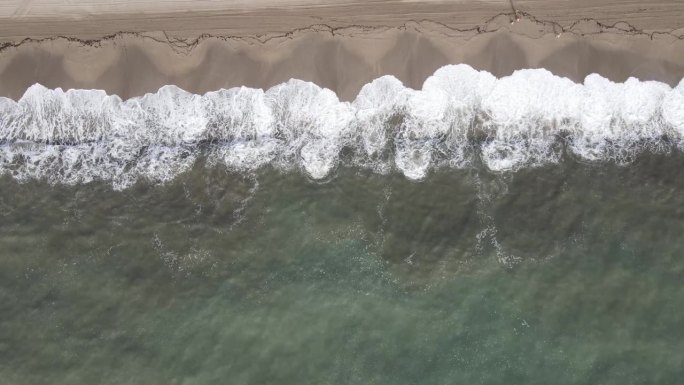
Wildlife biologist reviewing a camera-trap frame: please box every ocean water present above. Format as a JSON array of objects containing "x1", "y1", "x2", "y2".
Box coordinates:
[{"x1": 1, "y1": 65, "x2": 684, "y2": 384}]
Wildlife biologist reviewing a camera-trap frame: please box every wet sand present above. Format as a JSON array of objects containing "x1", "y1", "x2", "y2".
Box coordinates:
[{"x1": 0, "y1": 0, "x2": 683, "y2": 100}]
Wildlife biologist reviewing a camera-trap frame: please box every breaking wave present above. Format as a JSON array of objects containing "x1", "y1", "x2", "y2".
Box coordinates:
[{"x1": 1, "y1": 64, "x2": 683, "y2": 189}]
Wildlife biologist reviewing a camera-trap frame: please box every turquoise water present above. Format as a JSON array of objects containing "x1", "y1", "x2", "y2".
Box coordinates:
[{"x1": 1, "y1": 154, "x2": 683, "y2": 384}]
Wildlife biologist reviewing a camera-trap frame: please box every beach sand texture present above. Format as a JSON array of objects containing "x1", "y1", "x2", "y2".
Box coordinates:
[{"x1": 0, "y1": 0, "x2": 683, "y2": 100}]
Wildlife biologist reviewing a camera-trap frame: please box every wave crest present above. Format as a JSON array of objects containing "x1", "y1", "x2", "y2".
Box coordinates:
[{"x1": 1, "y1": 64, "x2": 683, "y2": 189}]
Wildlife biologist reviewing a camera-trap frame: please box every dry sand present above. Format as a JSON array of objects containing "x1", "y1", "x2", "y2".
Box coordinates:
[{"x1": 1, "y1": 0, "x2": 683, "y2": 100}]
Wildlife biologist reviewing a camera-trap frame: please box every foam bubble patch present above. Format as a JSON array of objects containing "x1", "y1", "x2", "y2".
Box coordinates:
[{"x1": 0, "y1": 65, "x2": 682, "y2": 188}]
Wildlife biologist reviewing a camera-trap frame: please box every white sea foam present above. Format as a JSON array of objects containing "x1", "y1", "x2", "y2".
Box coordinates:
[
  {"x1": 0, "y1": 64, "x2": 682, "y2": 189},
  {"x1": 663, "y1": 79, "x2": 684, "y2": 149}
]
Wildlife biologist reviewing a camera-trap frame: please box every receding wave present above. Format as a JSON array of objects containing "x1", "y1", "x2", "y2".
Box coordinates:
[{"x1": 1, "y1": 64, "x2": 683, "y2": 189}]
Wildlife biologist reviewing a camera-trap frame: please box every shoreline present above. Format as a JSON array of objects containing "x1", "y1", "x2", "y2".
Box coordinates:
[{"x1": 1, "y1": 1, "x2": 683, "y2": 101}]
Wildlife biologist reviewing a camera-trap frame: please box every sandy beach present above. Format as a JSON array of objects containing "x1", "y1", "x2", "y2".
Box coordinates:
[{"x1": 1, "y1": 0, "x2": 683, "y2": 100}]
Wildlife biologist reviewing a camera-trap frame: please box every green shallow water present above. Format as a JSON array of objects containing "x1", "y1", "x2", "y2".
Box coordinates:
[{"x1": 1, "y1": 155, "x2": 683, "y2": 384}]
